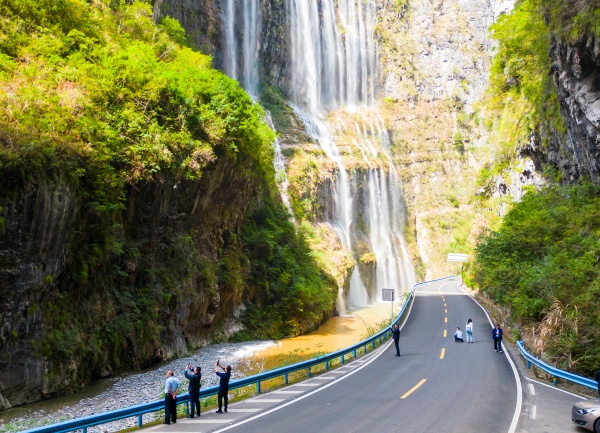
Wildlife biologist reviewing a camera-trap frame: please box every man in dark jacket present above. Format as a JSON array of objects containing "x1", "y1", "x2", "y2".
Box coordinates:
[
  {"x1": 184, "y1": 364, "x2": 201, "y2": 418},
  {"x1": 595, "y1": 368, "x2": 600, "y2": 397},
  {"x1": 492, "y1": 324, "x2": 503, "y2": 353},
  {"x1": 390, "y1": 323, "x2": 401, "y2": 356},
  {"x1": 215, "y1": 361, "x2": 232, "y2": 413}
]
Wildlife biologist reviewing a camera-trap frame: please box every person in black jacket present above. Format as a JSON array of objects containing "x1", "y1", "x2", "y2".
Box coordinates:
[
  {"x1": 595, "y1": 368, "x2": 600, "y2": 397},
  {"x1": 390, "y1": 323, "x2": 401, "y2": 356},
  {"x1": 492, "y1": 324, "x2": 503, "y2": 353},
  {"x1": 215, "y1": 361, "x2": 232, "y2": 413},
  {"x1": 184, "y1": 364, "x2": 201, "y2": 418}
]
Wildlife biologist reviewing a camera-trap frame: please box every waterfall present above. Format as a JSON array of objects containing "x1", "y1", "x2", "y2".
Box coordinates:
[
  {"x1": 288, "y1": 0, "x2": 376, "y2": 111},
  {"x1": 221, "y1": 0, "x2": 415, "y2": 308},
  {"x1": 222, "y1": 0, "x2": 294, "y2": 211},
  {"x1": 288, "y1": 0, "x2": 414, "y2": 307},
  {"x1": 222, "y1": 0, "x2": 260, "y2": 98}
]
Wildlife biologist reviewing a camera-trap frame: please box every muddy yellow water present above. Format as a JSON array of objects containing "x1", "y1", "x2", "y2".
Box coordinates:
[{"x1": 246, "y1": 302, "x2": 400, "y2": 372}]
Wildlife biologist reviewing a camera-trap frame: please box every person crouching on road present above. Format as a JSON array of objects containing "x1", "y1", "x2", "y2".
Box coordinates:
[
  {"x1": 454, "y1": 327, "x2": 464, "y2": 342},
  {"x1": 184, "y1": 364, "x2": 201, "y2": 418},
  {"x1": 215, "y1": 361, "x2": 232, "y2": 413},
  {"x1": 164, "y1": 370, "x2": 180, "y2": 425}
]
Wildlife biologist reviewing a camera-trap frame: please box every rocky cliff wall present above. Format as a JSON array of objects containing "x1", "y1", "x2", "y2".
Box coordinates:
[
  {"x1": 0, "y1": 156, "x2": 260, "y2": 409},
  {"x1": 548, "y1": 36, "x2": 600, "y2": 183}
]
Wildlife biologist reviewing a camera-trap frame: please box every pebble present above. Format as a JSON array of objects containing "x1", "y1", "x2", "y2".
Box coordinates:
[{"x1": 1, "y1": 340, "x2": 275, "y2": 433}]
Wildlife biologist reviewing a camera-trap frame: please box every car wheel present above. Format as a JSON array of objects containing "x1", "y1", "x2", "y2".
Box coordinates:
[{"x1": 595, "y1": 418, "x2": 600, "y2": 433}]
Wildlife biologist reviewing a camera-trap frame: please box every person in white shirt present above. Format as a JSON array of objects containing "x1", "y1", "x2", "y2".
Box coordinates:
[
  {"x1": 454, "y1": 327, "x2": 464, "y2": 342},
  {"x1": 466, "y1": 318, "x2": 474, "y2": 343}
]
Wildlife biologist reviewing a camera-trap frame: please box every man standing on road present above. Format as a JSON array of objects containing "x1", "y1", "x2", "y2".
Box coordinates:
[
  {"x1": 595, "y1": 368, "x2": 600, "y2": 397},
  {"x1": 164, "y1": 370, "x2": 180, "y2": 425},
  {"x1": 184, "y1": 364, "x2": 201, "y2": 418},
  {"x1": 492, "y1": 324, "x2": 503, "y2": 353},
  {"x1": 390, "y1": 323, "x2": 401, "y2": 356},
  {"x1": 215, "y1": 361, "x2": 232, "y2": 413}
]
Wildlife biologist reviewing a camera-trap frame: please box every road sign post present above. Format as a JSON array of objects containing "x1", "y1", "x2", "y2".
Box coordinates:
[{"x1": 382, "y1": 288, "x2": 395, "y2": 319}]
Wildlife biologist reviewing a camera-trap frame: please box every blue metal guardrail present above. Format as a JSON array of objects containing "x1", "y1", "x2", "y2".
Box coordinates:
[
  {"x1": 22, "y1": 276, "x2": 457, "y2": 433},
  {"x1": 516, "y1": 340, "x2": 597, "y2": 390}
]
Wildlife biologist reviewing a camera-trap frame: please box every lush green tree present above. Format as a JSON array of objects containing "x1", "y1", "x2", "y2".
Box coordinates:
[{"x1": 474, "y1": 182, "x2": 600, "y2": 374}]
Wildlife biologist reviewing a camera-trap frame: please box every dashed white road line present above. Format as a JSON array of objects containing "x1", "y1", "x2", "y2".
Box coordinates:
[
  {"x1": 528, "y1": 383, "x2": 535, "y2": 395},
  {"x1": 227, "y1": 408, "x2": 261, "y2": 413},
  {"x1": 248, "y1": 398, "x2": 285, "y2": 403},
  {"x1": 529, "y1": 405, "x2": 536, "y2": 419}
]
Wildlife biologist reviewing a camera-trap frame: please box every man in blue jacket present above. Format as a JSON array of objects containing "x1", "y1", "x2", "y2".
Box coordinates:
[
  {"x1": 184, "y1": 364, "x2": 201, "y2": 418},
  {"x1": 492, "y1": 324, "x2": 503, "y2": 353}
]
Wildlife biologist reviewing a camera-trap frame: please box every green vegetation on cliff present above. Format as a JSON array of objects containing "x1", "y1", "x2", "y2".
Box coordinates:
[
  {"x1": 473, "y1": 182, "x2": 600, "y2": 374},
  {"x1": 480, "y1": 0, "x2": 559, "y2": 191},
  {"x1": 234, "y1": 199, "x2": 337, "y2": 340},
  {"x1": 0, "y1": 0, "x2": 336, "y2": 382}
]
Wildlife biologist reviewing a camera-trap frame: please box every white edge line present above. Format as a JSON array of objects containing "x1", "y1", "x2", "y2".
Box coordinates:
[
  {"x1": 524, "y1": 376, "x2": 587, "y2": 398},
  {"x1": 458, "y1": 285, "x2": 523, "y2": 433},
  {"x1": 210, "y1": 287, "x2": 419, "y2": 432}
]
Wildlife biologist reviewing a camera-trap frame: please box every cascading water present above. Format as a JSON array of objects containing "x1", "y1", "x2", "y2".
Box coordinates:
[
  {"x1": 222, "y1": 0, "x2": 415, "y2": 308},
  {"x1": 222, "y1": 0, "x2": 294, "y2": 212},
  {"x1": 287, "y1": 0, "x2": 414, "y2": 307}
]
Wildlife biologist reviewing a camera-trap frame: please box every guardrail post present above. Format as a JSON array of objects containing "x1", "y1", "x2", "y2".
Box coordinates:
[
  {"x1": 341, "y1": 354, "x2": 345, "y2": 365},
  {"x1": 307, "y1": 367, "x2": 311, "y2": 377},
  {"x1": 83, "y1": 428, "x2": 87, "y2": 433},
  {"x1": 527, "y1": 360, "x2": 531, "y2": 369},
  {"x1": 138, "y1": 414, "x2": 143, "y2": 428},
  {"x1": 284, "y1": 373, "x2": 289, "y2": 384},
  {"x1": 553, "y1": 376, "x2": 557, "y2": 386},
  {"x1": 371, "y1": 340, "x2": 375, "y2": 349},
  {"x1": 353, "y1": 349, "x2": 356, "y2": 358},
  {"x1": 326, "y1": 360, "x2": 329, "y2": 370},
  {"x1": 257, "y1": 381, "x2": 261, "y2": 394}
]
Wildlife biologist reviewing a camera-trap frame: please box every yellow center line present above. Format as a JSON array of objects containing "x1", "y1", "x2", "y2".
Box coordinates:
[
  {"x1": 443, "y1": 330, "x2": 447, "y2": 337},
  {"x1": 401, "y1": 379, "x2": 427, "y2": 399},
  {"x1": 444, "y1": 317, "x2": 447, "y2": 323},
  {"x1": 440, "y1": 348, "x2": 445, "y2": 359},
  {"x1": 444, "y1": 303, "x2": 447, "y2": 307},
  {"x1": 445, "y1": 309, "x2": 447, "y2": 313}
]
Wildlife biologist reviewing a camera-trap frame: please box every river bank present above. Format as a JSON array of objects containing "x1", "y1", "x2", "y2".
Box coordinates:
[{"x1": 0, "y1": 302, "x2": 398, "y2": 433}]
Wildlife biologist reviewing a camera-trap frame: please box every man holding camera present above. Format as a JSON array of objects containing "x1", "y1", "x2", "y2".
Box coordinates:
[
  {"x1": 184, "y1": 364, "x2": 201, "y2": 418},
  {"x1": 215, "y1": 361, "x2": 232, "y2": 413}
]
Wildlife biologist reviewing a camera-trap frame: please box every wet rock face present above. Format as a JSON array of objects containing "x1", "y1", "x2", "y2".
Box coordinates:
[{"x1": 550, "y1": 36, "x2": 600, "y2": 183}]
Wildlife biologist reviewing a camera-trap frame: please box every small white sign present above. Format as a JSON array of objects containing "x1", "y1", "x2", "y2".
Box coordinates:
[
  {"x1": 382, "y1": 288, "x2": 395, "y2": 302},
  {"x1": 448, "y1": 253, "x2": 468, "y2": 262}
]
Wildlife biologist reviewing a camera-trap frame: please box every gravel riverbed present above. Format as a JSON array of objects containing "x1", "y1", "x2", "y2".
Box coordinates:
[{"x1": 1, "y1": 340, "x2": 275, "y2": 433}]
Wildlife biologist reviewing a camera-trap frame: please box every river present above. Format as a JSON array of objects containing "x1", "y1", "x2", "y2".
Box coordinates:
[{"x1": 0, "y1": 302, "x2": 399, "y2": 432}]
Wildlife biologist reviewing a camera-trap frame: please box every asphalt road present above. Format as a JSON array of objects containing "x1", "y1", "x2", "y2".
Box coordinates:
[{"x1": 149, "y1": 277, "x2": 528, "y2": 433}]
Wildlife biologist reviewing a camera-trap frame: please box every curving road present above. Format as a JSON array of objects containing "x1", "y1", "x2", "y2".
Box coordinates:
[{"x1": 149, "y1": 278, "x2": 521, "y2": 433}]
